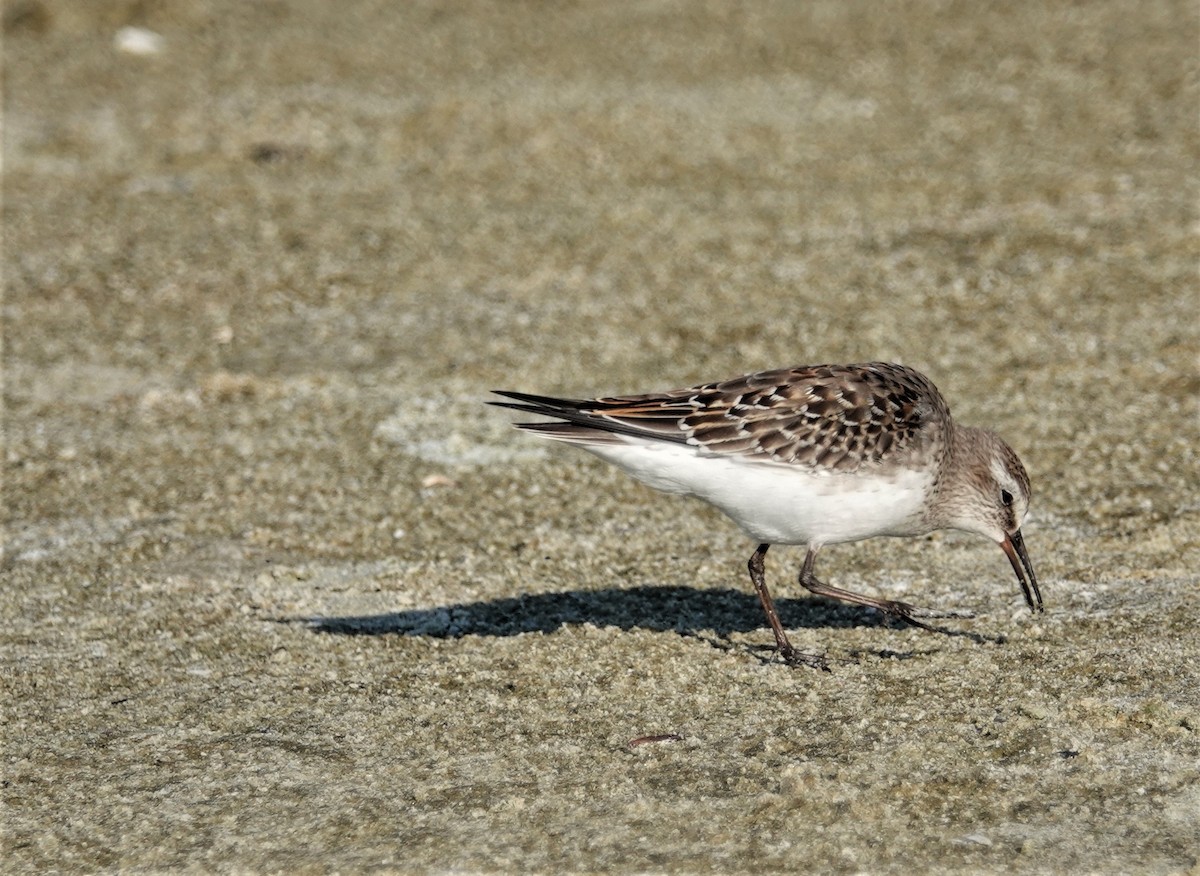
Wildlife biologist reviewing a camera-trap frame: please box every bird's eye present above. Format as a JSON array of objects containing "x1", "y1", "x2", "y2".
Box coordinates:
[{"x1": 1000, "y1": 489, "x2": 1014, "y2": 507}]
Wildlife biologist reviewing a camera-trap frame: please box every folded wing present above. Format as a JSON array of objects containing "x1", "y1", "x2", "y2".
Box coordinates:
[{"x1": 491, "y1": 362, "x2": 947, "y2": 473}]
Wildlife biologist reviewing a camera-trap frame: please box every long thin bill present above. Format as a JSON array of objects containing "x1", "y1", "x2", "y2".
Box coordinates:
[{"x1": 1001, "y1": 529, "x2": 1043, "y2": 613}]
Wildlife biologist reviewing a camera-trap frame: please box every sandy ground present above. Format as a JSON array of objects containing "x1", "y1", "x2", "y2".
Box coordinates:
[{"x1": 4, "y1": 1, "x2": 1199, "y2": 873}]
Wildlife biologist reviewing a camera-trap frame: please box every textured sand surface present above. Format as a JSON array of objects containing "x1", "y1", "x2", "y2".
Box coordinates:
[{"x1": 4, "y1": 1, "x2": 1199, "y2": 872}]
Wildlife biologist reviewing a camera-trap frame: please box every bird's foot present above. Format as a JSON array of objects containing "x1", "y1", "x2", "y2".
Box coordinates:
[
  {"x1": 779, "y1": 645, "x2": 830, "y2": 672},
  {"x1": 876, "y1": 599, "x2": 974, "y2": 630}
]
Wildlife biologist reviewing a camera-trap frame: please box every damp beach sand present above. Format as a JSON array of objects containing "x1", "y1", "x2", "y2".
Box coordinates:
[{"x1": 4, "y1": 2, "x2": 1199, "y2": 873}]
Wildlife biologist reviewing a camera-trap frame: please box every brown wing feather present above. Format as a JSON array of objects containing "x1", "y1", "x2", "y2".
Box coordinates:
[{"x1": 586, "y1": 362, "x2": 950, "y2": 473}]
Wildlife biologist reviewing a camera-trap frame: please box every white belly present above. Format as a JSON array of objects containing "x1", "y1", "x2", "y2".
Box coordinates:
[{"x1": 583, "y1": 440, "x2": 933, "y2": 546}]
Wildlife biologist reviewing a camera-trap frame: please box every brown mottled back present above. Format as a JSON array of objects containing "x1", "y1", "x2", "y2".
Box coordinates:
[{"x1": 586, "y1": 362, "x2": 951, "y2": 473}]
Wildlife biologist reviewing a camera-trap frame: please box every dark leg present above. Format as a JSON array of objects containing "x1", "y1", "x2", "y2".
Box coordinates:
[
  {"x1": 748, "y1": 544, "x2": 827, "y2": 669},
  {"x1": 797, "y1": 548, "x2": 968, "y2": 630}
]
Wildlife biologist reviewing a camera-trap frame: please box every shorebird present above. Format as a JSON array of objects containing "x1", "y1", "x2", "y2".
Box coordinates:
[{"x1": 491, "y1": 362, "x2": 1041, "y2": 667}]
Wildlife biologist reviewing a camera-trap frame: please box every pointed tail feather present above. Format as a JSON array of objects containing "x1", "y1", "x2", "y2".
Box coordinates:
[{"x1": 489, "y1": 390, "x2": 690, "y2": 446}]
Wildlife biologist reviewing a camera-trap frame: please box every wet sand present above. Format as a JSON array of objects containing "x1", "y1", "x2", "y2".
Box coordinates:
[{"x1": 4, "y1": 1, "x2": 1199, "y2": 872}]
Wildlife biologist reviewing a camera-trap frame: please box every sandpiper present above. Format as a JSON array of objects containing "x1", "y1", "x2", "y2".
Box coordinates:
[{"x1": 491, "y1": 362, "x2": 1041, "y2": 667}]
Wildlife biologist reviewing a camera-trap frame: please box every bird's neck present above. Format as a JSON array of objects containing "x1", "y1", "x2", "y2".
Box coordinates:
[{"x1": 927, "y1": 424, "x2": 989, "y2": 529}]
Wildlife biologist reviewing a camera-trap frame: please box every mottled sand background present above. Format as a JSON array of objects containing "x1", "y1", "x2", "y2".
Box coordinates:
[{"x1": 4, "y1": 1, "x2": 1199, "y2": 873}]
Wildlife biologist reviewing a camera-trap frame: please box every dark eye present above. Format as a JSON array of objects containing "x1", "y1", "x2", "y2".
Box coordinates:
[{"x1": 1000, "y1": 489, "x2": 1014, "y2": 507}]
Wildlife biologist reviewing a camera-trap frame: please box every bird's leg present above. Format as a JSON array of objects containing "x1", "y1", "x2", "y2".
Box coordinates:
[
  {"x1": 748, "y1": 544, "x2": 827, "y2": 669},
  {"x1": 797, "y1": 548, "x2": 965, "y2": 630}
]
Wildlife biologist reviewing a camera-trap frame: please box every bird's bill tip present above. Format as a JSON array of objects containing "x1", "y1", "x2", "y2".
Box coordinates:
[{"x1": 1000, "y1": 529, "x2": 1043, "y2": 614}]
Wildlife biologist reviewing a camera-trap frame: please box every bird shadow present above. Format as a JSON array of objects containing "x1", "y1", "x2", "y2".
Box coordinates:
[{"x1": 290, "y1": 585, "x2": 999, "y2": 651}]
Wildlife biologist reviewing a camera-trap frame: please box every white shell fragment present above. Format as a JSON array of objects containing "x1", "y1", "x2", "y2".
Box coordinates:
[{"x1": 114, "y1": 26, "x2": 165, "y2": 56}]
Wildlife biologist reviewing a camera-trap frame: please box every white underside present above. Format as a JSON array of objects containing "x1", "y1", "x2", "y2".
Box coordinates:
[{"x1": 579, "y1": 437, "x2": 934, "y2": 546}]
